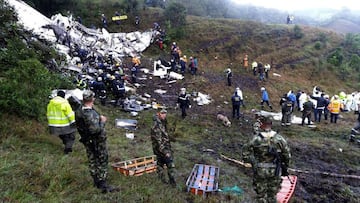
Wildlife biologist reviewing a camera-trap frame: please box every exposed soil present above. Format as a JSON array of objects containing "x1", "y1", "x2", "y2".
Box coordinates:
[{"x1": 128, "y1": 53, "x2": 360, "y2": 202}]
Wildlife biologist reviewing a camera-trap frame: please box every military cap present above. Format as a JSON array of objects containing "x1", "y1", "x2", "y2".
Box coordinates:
[
  {"x1": 160, "y1": 109, "x2": 167, "y2": 114},
  {"x1": 83, "y1": 90, "x2": 95, "y2": 101}
]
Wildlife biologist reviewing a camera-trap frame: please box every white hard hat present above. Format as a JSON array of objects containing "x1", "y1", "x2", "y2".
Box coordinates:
[
  {"x1": 236, "y1": 87, "x2": 240, "y2": 90},
  {"x1": 261, "y1": 87, "x2": 265, "y2": 91},
  {"x1": 97, "y1": 77, "x2": 102, "y2": 82},
  {"x1": 181, "y1": 88, "x2": 186, "y2": 92}
]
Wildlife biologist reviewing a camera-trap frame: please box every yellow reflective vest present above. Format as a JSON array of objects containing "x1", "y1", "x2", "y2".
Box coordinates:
[
  {"x1": 47, "y1": 96, "x2": 75, "y2": 127},
  {"x1": 328, "y1": 99, "x2": 341, "y2": 114}
]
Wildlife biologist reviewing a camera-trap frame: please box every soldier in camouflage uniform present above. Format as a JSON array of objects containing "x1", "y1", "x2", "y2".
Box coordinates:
[
  {"x1": 151, "y1": 109, "x2": 177, "y2": 186},
  {"x1": 243, "y1": 115, "x2": 291, "y2": 203},
  {"x1": 75, "y1": 90, "x2": 116, "y2": 193}
]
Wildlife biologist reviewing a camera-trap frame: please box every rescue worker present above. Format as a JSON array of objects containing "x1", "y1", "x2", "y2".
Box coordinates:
[
  {"x1": 101, "y1": 14, "x2": 108, "y2": 28},
  {"x1": 46, "y1": 90, "x2": 76, "y2": 154},
  {"x1": 131, "y1": 65, "x2": 137, "y2": 84},
  {"x1": 280, "y1": 95, "x2": 293, "y2": 126},
  {"x1": 243, "y1": 54, "x2": 249, "y2": 69},
  {"x1": 179, "y1": 55, "x2": 187, "y2": 74},
  {"x1": 151, "y1": 108, "x2": 177, "y2": 186},
  {"x1": 111, "y1": 78, "x2": 125, "y2": 107},
  {"x1": 96, "y1": 77, "x2": 107, "y2": 106},
  {"x1": 232, "y1": 91, "x2": 242, "y2": 119},
  {"x1": 235, "y1": 87, "x2": 245, "y2": 108},
  {"x1": 252, "y1": 61, "x2": 258, "y2": 76},
  {"x1": 75, "y1": 90, "x2": 117, "y2": 193},
  {"x1": 264, "y1": 63, "x2": 271, "y2": 79},
  {"x1": 242, "y1": 115, "x2": 291, "y2": 203},
  {"x1": 258, "y1": 62, "x2": 265, "y2": 81},
  {"x1": 310, "y1": 93, "x2": 328, "y2": 122},
  {"x1": 177, "y1": 88, "x2": 191, "y2": 119},
  {"x1": 302, "y1": 97, "x2": 314, "y2": 125},
  {"x1": 189, "y1": 56, "x2": 196, "y2": 75},
  {"x1": 328, "y1": 95, "x2": 341, "y2": 123},
  {"x1": 261, "y1": 87, "x2": 273, "y2": 110},
  {"x1": 76, "y1": 74, "x2": 87, "y2": 90},
  {"x1": 226, "y1": 68, "x2": 232, "y2": 86}
]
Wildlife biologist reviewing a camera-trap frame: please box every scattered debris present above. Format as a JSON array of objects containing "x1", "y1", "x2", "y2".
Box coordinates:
[
  {"x1": 125, "y1": 133, "x2": 135, "y2": 139},
  {"x1": 154, "y1": 89, "x2": 167, "y2": 95},
  {"x1": 115, "y1": 119, "x2": 137, "y2": 130},
  {"x1": 273, "y1": 73, "x2": 281, "y2": 77},
  {"x1": 194, "y1": 92, "x2": 212, "y2": 106}
]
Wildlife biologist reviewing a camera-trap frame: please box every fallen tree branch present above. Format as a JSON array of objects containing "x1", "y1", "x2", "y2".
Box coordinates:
[
  {"x1": 220, "y1": 154, "x2": 252, "y2": 168},
  {"x1": 288, "y1": 168, "x2": 360, "y2": 180},
  {"x1": 220, "y1": 154, "x2": 360, "y2": 180}
]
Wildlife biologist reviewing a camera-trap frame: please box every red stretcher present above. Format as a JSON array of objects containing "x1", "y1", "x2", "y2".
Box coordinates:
[{"x1": 276, "y1": 175, "x2": 297, "y2": 203}]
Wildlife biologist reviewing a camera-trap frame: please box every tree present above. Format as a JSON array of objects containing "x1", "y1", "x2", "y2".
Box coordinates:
[
  {"x1": 327, "y1": 48, "x2": 344, "y2": 67},
  {"x1": 164, "y1": 2, "x2": 187, "y2": 28}
]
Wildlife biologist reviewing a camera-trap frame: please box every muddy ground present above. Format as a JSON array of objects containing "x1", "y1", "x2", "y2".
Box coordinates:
[{"x1": 121, "y1": 55, "x2": 360, "y2": 202}]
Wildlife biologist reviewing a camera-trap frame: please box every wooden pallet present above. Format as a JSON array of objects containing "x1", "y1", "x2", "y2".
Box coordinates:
[
  {"x1": 186, "y1": 164, "x2": 220, "y2": 197},
  {"x1": 111, "y1": 155, "x2": 157, "y2": 176},
  {"x1": 276, "y1": 175, "x2": 297, "y2": 203}
]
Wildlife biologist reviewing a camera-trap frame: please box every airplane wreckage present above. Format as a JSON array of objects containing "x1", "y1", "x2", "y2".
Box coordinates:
[{"x1": 7, "y1": 0, "x2": 213, "y2": 118}]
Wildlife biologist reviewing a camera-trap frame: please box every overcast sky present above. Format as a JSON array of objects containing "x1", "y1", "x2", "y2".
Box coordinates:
[{"x1": 230, "y1": 0, "x2": 359, "y2": 11}]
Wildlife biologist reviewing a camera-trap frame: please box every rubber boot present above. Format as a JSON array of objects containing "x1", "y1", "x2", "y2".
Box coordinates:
[
  {"x1": 97, "y1": 180, "x2": 117, "y2": 193},
  {"x1": 157, "y1": 167, "x2": 167, "y2": 184},
  {"x1": 93, "y1": 176, "x2": 100, "y2": 188},
  {"x1": 64, "y1": 148, "x2": 72, "y2": 154},
  {"x1": 169, "y1": 176, "x2": 177, "y2": 187}
]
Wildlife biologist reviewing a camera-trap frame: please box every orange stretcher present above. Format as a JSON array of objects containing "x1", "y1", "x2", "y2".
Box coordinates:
[{"x1": 276, "y1": 175, "x2": 297, "y2": 203}]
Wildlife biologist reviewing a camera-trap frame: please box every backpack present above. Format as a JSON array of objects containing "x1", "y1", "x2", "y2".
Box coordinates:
[{"x1": 282, "y1": 101, "x2": 293, "y2": 114}]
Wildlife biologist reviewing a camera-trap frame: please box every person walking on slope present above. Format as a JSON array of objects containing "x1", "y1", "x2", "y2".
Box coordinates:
[
  {"x1": 232, "y1": 90, "x2": 242, "y2": 119},
  {"x1": 242, "y1": 115, "x2": 291, "y2": 203},
  {"x1": 243, "y1": 54, "x2": 249, "y2": 70},
  {"x1": 260, "y1": 87, "x2": 273, "y2": 110},
  {"x1": 257, "y1": 62, "x2": 265, "y2": 81},
  {"x1": 328, "y1": 95, "x2": 342, "y2": 123},
  {"x1": 75, "y1": 90, "x2": 117, "y2": 193},
  {"x1": 177, "y1": 88, "x2": 191, "y2": 119},
  {"x1": 151, "y1": 108, "x2": 177, "y2": 187},
  {"x1": 226, "y1": 68, "x2": 232, "y2": 86},
  {"x1": 252, "y1": 61, "x2": 258, "y2": 76},
  {"x1": 46, "y1": 90, "x2": 77, "y2": 154}
]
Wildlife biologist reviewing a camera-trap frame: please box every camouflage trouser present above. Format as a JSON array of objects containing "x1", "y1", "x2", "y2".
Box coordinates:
[
  {"x1": 83, "y1": 139, "x2": 109, "y2": 182},
  {"x1": 253, "y1": 166, "x2": 281, "y2": 203},
  {"x1": 156, "y1": 155, "x2": 175, "y2": 183}
]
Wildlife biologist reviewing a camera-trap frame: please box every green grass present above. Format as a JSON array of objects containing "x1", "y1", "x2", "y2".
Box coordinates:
[{"x1": 1, "y1": 3, "x2": 360, "y2": 202}]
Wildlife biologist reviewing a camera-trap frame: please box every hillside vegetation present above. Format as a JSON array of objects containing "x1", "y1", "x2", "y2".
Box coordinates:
[{"x1": 1, "y1": 1, "x2": 360, "y2": 202}]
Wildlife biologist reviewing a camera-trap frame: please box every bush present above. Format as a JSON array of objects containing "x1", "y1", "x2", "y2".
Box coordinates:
[
  {"x1": 314, "y1": 41, "x2": 321, "y2": 50},
  {"x1": 0, "y1": 58, "x2": 72, "y2": 120},
  {"x1": 293, "y1": 25, "x2": 304, "y2": 39}
]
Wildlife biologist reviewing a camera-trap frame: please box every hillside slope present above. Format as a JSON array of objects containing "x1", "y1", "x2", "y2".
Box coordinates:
[{"x1": 1, "y1": 5, "x2": 360, "y2": 203}]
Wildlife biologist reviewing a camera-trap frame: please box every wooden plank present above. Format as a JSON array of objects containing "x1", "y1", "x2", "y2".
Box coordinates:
[
  {"x1": 186, "y1": 164, "x2": 220, "y2": 196},
  {"x1": 111, "y1": 155, "x2": 157, "y2": 176}
]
